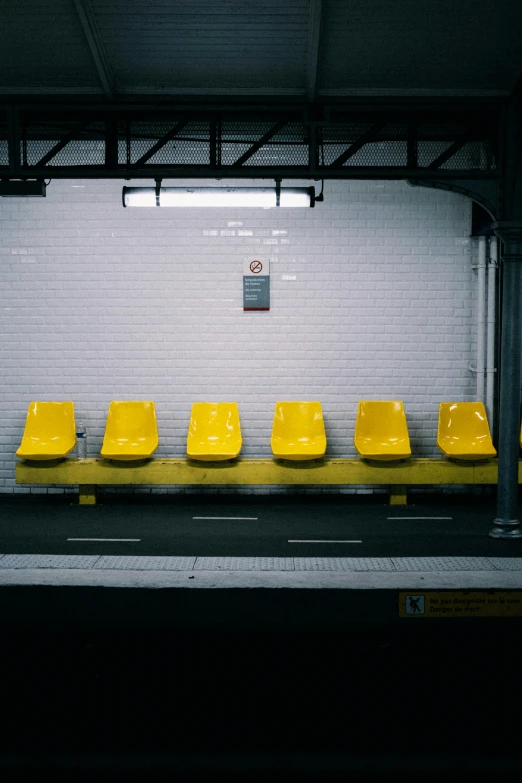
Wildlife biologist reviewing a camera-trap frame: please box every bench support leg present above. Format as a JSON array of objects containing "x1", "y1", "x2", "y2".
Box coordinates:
[
  {"x1": 79, "y1": 485, "x2": 97, "y2": 505},
  {"x1": 389, "y1": 485, "x2": 407, "y2": 505}
]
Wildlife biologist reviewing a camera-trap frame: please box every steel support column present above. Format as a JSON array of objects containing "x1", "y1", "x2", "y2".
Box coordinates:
[{"x1": 490, "y1": 222, "x2": 522, "y2": 539}]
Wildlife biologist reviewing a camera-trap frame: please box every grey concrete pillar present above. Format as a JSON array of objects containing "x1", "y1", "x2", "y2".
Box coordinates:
[{"x1": 489, "y1": 222, "x2": 522, "y2": 539}]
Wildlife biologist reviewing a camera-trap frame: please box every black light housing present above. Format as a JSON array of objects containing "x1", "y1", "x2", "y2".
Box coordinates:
[{"x1": 0, "y1": 179, "x2": 47, "y2": 197}]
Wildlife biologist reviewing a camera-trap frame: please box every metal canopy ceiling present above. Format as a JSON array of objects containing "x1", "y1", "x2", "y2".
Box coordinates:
[
  {"x1": 0, "y1": 0, "x2": 521, "y2": 222},
  {"x1": 0, "y1": 0, "x2": 521, "y2": 99}
]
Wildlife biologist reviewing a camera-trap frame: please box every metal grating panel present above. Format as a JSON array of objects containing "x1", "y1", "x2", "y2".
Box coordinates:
[
  {"x1": 487, "y1": 558, "x2": 522, "y2": 571},
  {"x1": 439, "y1": 142, "x2": 490, "y2": 170},
  {"x1": 417, "y1": 123, "x2": 493, "y2": 170},
  {"x1": 418, "y1": 140, "x2": 454, "y2": 167},
  {"x1": 391, "y1": 557, "x2": 495, "y2": 572},
  {"x1": 0, "y1": 554, "x2": 100, "y2": 569},
  {"x1": 322, "y1": 122, "x2": 371, "y2": 166},
  {"x1": 20, "y1": 116, "x2": 106, "y2": 167},
  {"x1": 221, "y1": 120, "x2": 308, "y2": 167},
  {"x1": 93, "y1": 555, "x2": 196, "y2": 570},
  {"x1": 120, "y1": 119, "x2": 210, "y2": 166},
  {"x1": 293, "y1": 557, "x2": 395, "y2": 571},
  {"x1": 221, "y1": 120, "x2": 277, "y2": 165},
  {"x1": 194, "y1": 557, "x2": 294, "y2": 571}
]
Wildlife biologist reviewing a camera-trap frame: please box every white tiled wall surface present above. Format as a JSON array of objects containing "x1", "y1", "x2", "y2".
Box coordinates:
[{"x1": 0, "y1": 178, "x2": 476, "y2": 494}]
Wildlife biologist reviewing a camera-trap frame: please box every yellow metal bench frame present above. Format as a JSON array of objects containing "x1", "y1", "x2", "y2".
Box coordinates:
[{"x1": 16, "y1": 457, "x2": 514, "y2": 506}]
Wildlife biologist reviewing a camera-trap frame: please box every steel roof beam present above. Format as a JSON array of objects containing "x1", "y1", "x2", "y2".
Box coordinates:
[
  {"x1": 71, "y1": 0, "x2": 114, "y2": 98},
  {"x1": 9, "y1": 167, "x2": 499, "y2": 181},
  {"x1": 306, "y1": 0, "x2": 323, "y2": 101}
]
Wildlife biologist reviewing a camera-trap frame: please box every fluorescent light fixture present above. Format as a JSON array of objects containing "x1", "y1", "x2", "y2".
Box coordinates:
[
  {"x1": 0, "y1": 179, "x2": 46, "y2": 197},
  {"x1": 122, "y1": 185, "x2": 316, "y2": 208},
  {"x1": 122, "y1": 187, "x2": 157, "y2": 207}
]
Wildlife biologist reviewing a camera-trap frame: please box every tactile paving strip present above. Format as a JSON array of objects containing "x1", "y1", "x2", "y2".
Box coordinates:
[
  {"x1": 293, "y1": 557, "x2": 395, "y2": 571},
  {"x1": 194, "y1": 557, "x2": 295, "y2": 571},
  {"x1": 0, "y1": 554, "x2": 100, "y2": 569},
  {"x1": 391, "y1": 557, "x2": 495, "y2": 572},
  {"x1": 487, "y1": 558, "x2": 522, "y2": 571},
  {"x1": 92, "y1": 556, "x2": 196, "y2": 571}
]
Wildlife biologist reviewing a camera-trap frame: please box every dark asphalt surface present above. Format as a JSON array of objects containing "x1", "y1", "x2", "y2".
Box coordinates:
[{"x1": 1, "y1": 492, "x2": 522, "y2": 557}]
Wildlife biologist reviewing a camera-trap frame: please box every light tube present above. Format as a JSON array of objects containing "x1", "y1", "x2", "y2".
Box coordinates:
[{"x1": 122, "y1": 186, "x2": 315, "y2": 208}]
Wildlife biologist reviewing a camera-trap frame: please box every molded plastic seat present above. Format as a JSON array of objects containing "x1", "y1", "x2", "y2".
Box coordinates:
[
  {"x1": 187, "y1": 402, "x2": 242, "y2": 461},
  {"x1": 101, "y1": 401, "x2": 158, "y2": 461},
  {"x1": 354, "y1": 400, "x2": 412, "y2": 461},
  {"x1": 271, "y1": 401, "x2": 327, "y2": 461},
  {"x1": 16, "y1": 401, "x2": 76, "y2": 461},
  {"x1": 437, "y1": 402, "x2": 496, "y2": 460}
]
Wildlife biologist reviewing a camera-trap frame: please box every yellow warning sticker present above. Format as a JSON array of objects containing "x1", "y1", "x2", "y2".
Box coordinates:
[{"x1": 399, "y1": 591, "x2": 522, "y2": 618}]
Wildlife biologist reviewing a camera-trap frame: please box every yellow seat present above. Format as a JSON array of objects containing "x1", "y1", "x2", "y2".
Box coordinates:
[
  {"x1": 101, "y1": 401, "x2": 158, "y2": 461},
  {"x1": 354, "y1": 400, "x2": 411, "y2": 461},
  {"x1": 437, "y1": 402, "x2": 496, "y2": 460},
  {"x1": 187, "y1": 402, "x2": 242, "y2": 461},
  {"x1": 271, "y1": 401, "x2": 327, "y2": 461},
  {"x1": 16, "y1": 401, "x2": 76, "y2": 461}
]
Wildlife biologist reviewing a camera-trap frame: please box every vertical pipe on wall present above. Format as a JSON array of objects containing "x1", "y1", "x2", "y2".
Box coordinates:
[
  {"x1": 490, "y1": 223, "x2": 522, "y2": 539},
  {"x1": 486, "y1": 237, "x2": 498, "y2": 426},
  {"x1": 476, "y1": 236, "x2": 487, "y2": 402}
]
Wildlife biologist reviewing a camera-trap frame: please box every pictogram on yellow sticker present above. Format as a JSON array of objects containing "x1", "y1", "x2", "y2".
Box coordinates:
[{"x1": 399, "y1": 591, "x2": 522, "y2": 618}]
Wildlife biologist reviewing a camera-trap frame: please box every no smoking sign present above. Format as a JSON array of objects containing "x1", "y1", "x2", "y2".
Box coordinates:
[
  {"x1": 243, "y1": 259, "x2": 270, "y2": 311},
  {"x1": 250, "y1": 260, "x2": 263, "y2": 274}
]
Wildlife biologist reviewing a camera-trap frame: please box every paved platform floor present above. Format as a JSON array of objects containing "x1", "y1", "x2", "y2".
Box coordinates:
[
  {"x1": 1, "y1": 493, "x2": 521, "y2": 585},
  {"x1": 0, "y1": 493, "x2": 521, "y2": 629},
  {"x1": 3, "y1": 492, "x2": 522, "y2": 556}
]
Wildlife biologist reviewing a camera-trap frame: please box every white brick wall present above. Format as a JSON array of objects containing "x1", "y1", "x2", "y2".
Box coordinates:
[{"x1": 0, "y1": 178, "x2": 476, "y2": 494}]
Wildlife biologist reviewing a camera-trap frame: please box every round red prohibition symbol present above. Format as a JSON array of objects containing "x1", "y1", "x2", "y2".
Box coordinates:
[{"x1": 250, "y1": 260, "x2": 263, "y2": 274}]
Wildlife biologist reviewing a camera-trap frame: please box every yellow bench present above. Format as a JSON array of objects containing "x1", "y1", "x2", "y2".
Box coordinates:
[
  {"x1": 15, "y1": 398, "x2": 518, "y2": 506},
  {"x1": 16, "y1": 401, "x2": 76, "y2": 461},
  {"x1": 437, "y1": 402, "x2": 496, "y2": 461},
  {"x1": 271, "y1": 401, "x2": 327, "y2": 460},
  {"x1": 16, "y1": 456, "x2": 518, "y2": 506},
  {"x1": 187, "y1": 402, "x2": 242, "y2": 461},
  {"x1": 101, "y1": 401, "x2": 159, "y2": 461},
  {"x1": 354, "y1": 401, "x2": 412, "y2": 461}
]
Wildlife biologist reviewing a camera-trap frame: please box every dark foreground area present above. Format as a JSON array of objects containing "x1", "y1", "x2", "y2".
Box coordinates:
[{"x1": 1, "y1": 625, "x2": 522, "y2": 780}]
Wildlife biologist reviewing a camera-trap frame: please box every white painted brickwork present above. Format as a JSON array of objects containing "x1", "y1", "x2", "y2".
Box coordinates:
[{"x1": 0, "y1": 179, "x2": 475, "y2": 494}]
